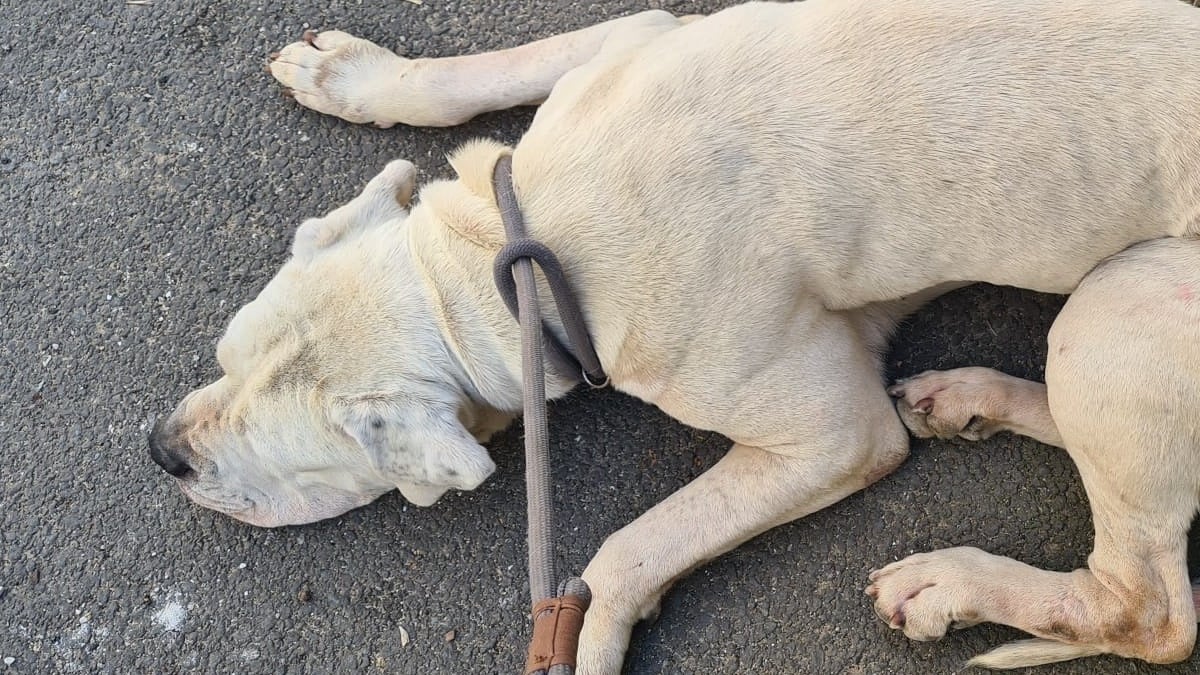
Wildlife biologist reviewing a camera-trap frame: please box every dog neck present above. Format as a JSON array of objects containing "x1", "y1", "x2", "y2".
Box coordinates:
[{"x1": 405, "y1": 173, "x2": 580, "y2": 415}]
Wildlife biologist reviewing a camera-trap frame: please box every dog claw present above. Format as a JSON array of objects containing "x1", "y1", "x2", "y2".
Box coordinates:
[
  {"x1": 280, "y1": 86, "x2": 295, "y2": 98},
  {"x1": 871, "y1": 596, "x2": 904, "y2": 627},
  {"x1": 303, "y1": 29, "x2": 318, "y2": 46},
  {"x1": 268, "y1": 51, "x2": 281, "y2": 61}
]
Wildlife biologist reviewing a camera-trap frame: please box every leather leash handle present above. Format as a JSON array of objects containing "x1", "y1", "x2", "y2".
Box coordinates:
[{"x1": 525, "y1": 579, "x2": 592, "y2": 675}]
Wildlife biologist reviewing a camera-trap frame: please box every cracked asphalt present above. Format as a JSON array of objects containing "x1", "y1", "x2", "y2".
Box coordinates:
[{"x1": 2, "y1": 0, "x2": 1198, "y2": 673}]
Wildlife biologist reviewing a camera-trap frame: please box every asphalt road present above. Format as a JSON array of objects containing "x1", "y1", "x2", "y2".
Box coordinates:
[{"x1": 2, "y1": 0, "x2": 1198, "y2": 673}]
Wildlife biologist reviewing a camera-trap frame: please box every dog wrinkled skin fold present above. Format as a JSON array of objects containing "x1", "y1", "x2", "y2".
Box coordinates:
[{"x1": 150, "y1": 0, "x2": 1200, "y2": 671}]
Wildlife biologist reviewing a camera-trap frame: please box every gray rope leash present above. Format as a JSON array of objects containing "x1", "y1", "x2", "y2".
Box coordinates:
[
  {"x1": 492, "y1": 162, "x2": 608, "y2": 390},
  {"x1": 492, "y1": 154, "x2": 604, "y2": 675}
]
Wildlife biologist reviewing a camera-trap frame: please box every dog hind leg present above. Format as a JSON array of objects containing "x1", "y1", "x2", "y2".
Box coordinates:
[
  {"x1": 869, "y1": 238, "x2": 1200, "y2": 667},
  {"x1": 888, "y1": 367, "x2": 1063, "y2": 447}
]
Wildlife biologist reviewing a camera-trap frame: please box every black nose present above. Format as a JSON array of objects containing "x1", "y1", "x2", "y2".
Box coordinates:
[{"x1": 149, "y1": 420, "x2": 195, "y2": 478}]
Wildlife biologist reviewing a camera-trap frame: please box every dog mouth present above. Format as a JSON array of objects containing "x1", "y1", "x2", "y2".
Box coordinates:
[
  {"x1": 173, "y1": 461, "x2": 387, "y2": 527},
  {"x1": 178, "y1": 481, "x2": 255, "y2": 517}
]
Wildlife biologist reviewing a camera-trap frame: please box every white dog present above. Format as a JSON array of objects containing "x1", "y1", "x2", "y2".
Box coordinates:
[{"x1": 150, "y1": 0, "x2": 1200, "y2": 671}]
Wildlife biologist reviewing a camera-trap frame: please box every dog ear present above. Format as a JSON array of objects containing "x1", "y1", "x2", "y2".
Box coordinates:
[
  {"x1": 292, "y1": 216, "x2": 344, "y2": 257},
  {"x1": 335, "y1": 395, "x2": 496, "y2": 506},
  {"x1": 292, "y1": 159, "x2": 417, "y2": 258},
  {"x1": 446, "y1": 139, "x2": 510, "y2": 198}
]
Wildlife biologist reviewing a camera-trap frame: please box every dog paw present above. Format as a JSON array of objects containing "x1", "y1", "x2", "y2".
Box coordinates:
[
  {"x1": 575, "y1": 641, "x2": 628, "y2": 675},
  {"x1": 268, "y1": 30, "x2": 409, "y2": 127},
  {"x1": 575, "y1": 617, "x2": 632, "y2": 675},
  {"x1": 888, "y1": 368, "x2": 1008, "y2": 441},
  {"x1": 866, "y1": 548, "x2": 986, "y2": 641},
  {"x1": 573, "y1": 588, "x2": 640, "y2": 675}
]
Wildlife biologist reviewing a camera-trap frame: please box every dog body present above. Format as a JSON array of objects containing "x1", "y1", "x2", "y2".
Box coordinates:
[{"x1": 152, "y1": 0, "x2": 1200, "y2": 670}]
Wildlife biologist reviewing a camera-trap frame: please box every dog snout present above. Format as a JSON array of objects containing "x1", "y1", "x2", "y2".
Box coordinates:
[{"x1": 148, "y1": 419, "x2": 195, "y2": 478}]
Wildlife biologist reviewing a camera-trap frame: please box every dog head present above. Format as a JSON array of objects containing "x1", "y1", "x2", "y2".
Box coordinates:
[{"x1": 150, "y1": 160, "x2": 509, "y2": 526}]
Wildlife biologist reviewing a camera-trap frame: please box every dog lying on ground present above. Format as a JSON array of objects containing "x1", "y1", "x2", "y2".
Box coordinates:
[{"x1": 148, "y1": 0, "x2": 1200, "y2": 670}]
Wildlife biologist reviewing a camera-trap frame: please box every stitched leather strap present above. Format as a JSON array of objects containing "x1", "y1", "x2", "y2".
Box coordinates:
[{"x1": 524, "y1": 595, "x2": 590, "y2": 675}]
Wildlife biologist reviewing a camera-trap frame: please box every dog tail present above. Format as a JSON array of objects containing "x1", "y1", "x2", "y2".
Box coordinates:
[{"x1": 965, "y1": 639, "x2": 1104, "y2": 670}]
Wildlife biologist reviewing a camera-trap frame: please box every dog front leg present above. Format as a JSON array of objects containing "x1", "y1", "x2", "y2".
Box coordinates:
[
  {"x1": 577, "y1": 436, "x2": 907, "y2": 674},
  {"x1": 267, "y1": 10, "x2": 689, "y2": 128}
]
